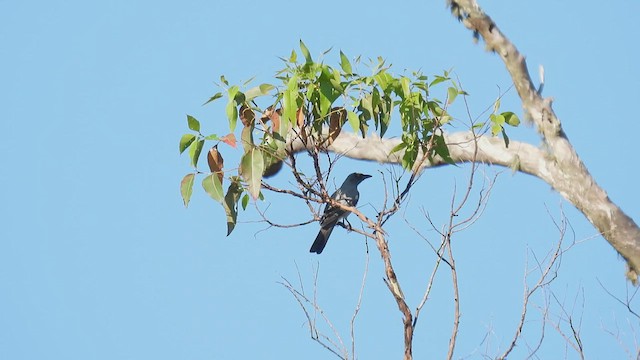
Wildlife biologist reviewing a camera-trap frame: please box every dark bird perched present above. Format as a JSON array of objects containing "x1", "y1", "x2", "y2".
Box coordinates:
[{"x1": 310, "y1": 173, "x2": 371, "y2": 254}]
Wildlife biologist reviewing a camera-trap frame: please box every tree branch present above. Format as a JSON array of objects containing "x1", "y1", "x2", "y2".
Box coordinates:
[
  {"x1": 279, "y1": 1, "x2": 640, "y2": 282},
  {"x1": 445, "y1": 0, "x2": 640, "y2": 282}
]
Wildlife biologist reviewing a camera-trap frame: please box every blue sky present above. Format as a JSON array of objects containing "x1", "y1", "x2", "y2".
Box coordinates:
[{"x1": 2, "y1": 1, "x2": 640, "y2": 359}]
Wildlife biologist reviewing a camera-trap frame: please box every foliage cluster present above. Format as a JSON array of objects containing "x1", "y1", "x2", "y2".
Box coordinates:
[{"x1": 179, "y1": 41, "x2": 519, "y2": 235}]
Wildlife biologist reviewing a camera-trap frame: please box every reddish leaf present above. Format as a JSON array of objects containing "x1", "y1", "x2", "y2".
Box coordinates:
[{"x1": 220, "y1": 133, "x2": 237, "y2": 148}]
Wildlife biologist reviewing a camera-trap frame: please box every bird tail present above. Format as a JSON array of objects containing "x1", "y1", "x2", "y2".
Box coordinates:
[{"x1": 309, "y1": 225, "x2": 335, "y2": 254}]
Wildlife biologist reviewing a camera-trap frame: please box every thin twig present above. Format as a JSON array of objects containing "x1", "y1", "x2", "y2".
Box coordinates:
[{"x1": 350, "y1": 244, "x2": 370, "y2": 359}]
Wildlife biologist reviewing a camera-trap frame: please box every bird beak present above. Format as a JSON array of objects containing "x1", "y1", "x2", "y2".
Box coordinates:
[{"x1": 362, "y1": 174, "x2": 372, "y2": 179}]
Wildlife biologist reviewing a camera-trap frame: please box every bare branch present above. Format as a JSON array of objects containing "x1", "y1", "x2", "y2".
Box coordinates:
[
  {"x1": 548, "y1": 289, "x2": 586, "y2": 359},
  {"x1": 279, "y1": 274, "x2": 347, "y2": 359},
  {"x1": 597, "y1": 279, "x2": 640, "y2": 320},
  {"x1": 445, "y1": 0, "x2": 640, "y2": 281},
  {"x1": 413, "y1": 233, "x2": 447, "y2": 328},
  {"x1": 445, "y1": 231, "x2": 460, "y2": 360},
  {"x1": 350, "y1": 246, "x2": 370, "y2": 359},
  {"x1": 499, "y1": 207, "x2": 574, "y2": 359}
]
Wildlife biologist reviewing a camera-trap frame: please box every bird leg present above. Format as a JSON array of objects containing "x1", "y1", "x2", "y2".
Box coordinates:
[{"x1": 338, "y1": 219, "x2": 354, "y2": 232}]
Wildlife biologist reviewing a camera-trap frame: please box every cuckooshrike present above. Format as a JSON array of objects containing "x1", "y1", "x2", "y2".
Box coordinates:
[{"x1": 309, "y1": 173, "x2": 372, "y2": 254}]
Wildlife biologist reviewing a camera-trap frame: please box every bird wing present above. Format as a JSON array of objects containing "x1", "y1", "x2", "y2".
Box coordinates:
[
  {"x1": 319, "y1": 189, "x2": 357, "y2": 225},
  {"x1": 310, "y1": 182, "x2": 361, "y2": 254}
]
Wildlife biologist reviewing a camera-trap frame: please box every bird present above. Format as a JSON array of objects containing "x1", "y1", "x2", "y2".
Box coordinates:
[{"x1": 310, "y1": 173, "x2": 371, "y2": 254}]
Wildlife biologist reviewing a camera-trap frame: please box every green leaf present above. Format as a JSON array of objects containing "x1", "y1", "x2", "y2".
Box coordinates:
[
  {"x1": 427, "y1": 100, "x2": 446, "y2": 119},
  {"x1": 241, "y1": 148, "x2": 264, "y2": 200},
  {"x1": 502, "y1": 111, "x2": 520, "y2": 127},
  {"x1": 374, "y1": 70, "x2": 393, "y2": 92},
  {"x1": 179, "y1": 134, "x2": 196, "y2": 154},
  {"x1": 187, "y1": 115, "x2": 200, "y2": 132},
  {"x1": 220, "y1": 75, "x2": 229, "y2": 86},
  {"x1": 180, "y1": 173, "x2": 195, "y2": 207},
  {"x1": 203, "y1": 92, "x2": 223, "y2": 106},
  {"x1": 289, "y1": 49, "x2": 297, "y2": 63},
  {"x1": 242, "y1": 76, "x2": 256, "y2": 86},
  {"x1": 379, "y1": 95, "x2": 392, "y2": 137},
  {"x1": 318, "y1": 70, "x2": 338, "y2": 116},
  {"x1": 241, "y1": 194, "x2": 249, "y2": 210},
  {"x1": 240, "y1": 126, "x2": 254, "y2": 153},
  {"x1": 319, "y1": 90, "x2": 333, "y2": 119},
  {"x1": 402, "y1": 146, "x2": 418, "y2": 170},
  {"x1": 318, "y1": 93, "x2": 331, "y2": 118},
  {"x1": 359, "y1": 95, "x2": 373, "y2": 120},
  {"x1": 339, "y1": 51, "x2": 352, "y2": 74},
  {"x1": 245, "y1": 83, "x2": 275, "y2": 101},
  {"x1": 491, "y1": 123, "x2": 503, "y2": 137},
  {"x1": 202, "y1": 173, "x2": 224, "y2": 203},
  {"x1": 283, "y1": 75, "x2": 299, "y2": 126},
  {"x1": 414, "y1": 81, "x2": 429, "y2": 93},
  {"x1": 434, "y1": 135, "x2": 455, "y2": 164},
  {"x1": 188, "y1": 139, "x2": 204, "y2": 168},
  {"x1": 429, "y1": 75, "x2": 448, "y2": 87},
  {"x1": 299, "y1": 40, "x2": 312, "y2": 63},
  {"x1": 259, "y1": 83, "x2": 274, "y2": 94},
  {"x1": 447, "y1": 87, "x2": 458, "y2": 105},
  {"x1": 347, "y1": 111, "x2": 360, "y2": 133},
  {"x1": 227, "y1": 85, "x2": 239, "y2": 100},
  {"x1": 329, "y1": 77, "x2": 343, "y2": 93},
  {"x1": 225, "y1": 100, "x2": 238, "y2": 132},
  {"x1": 204, "y1": 134, "x2": 220, "y2": 141},
  {"x1": 399, "y1": 100, "x2": 414, "y2": 128},
  {"x1": 373, "y1": 56, "x2": 386, "y2": 73},
  {"x1": 233, "y1": 92, "x2": 245, "y2": 104},
  {"x1": 400, "y1": 77, "x2": 411, "y2": 99},
  {"x1": 390, "y1": 141, "x2": 407, "y2": 154}
]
